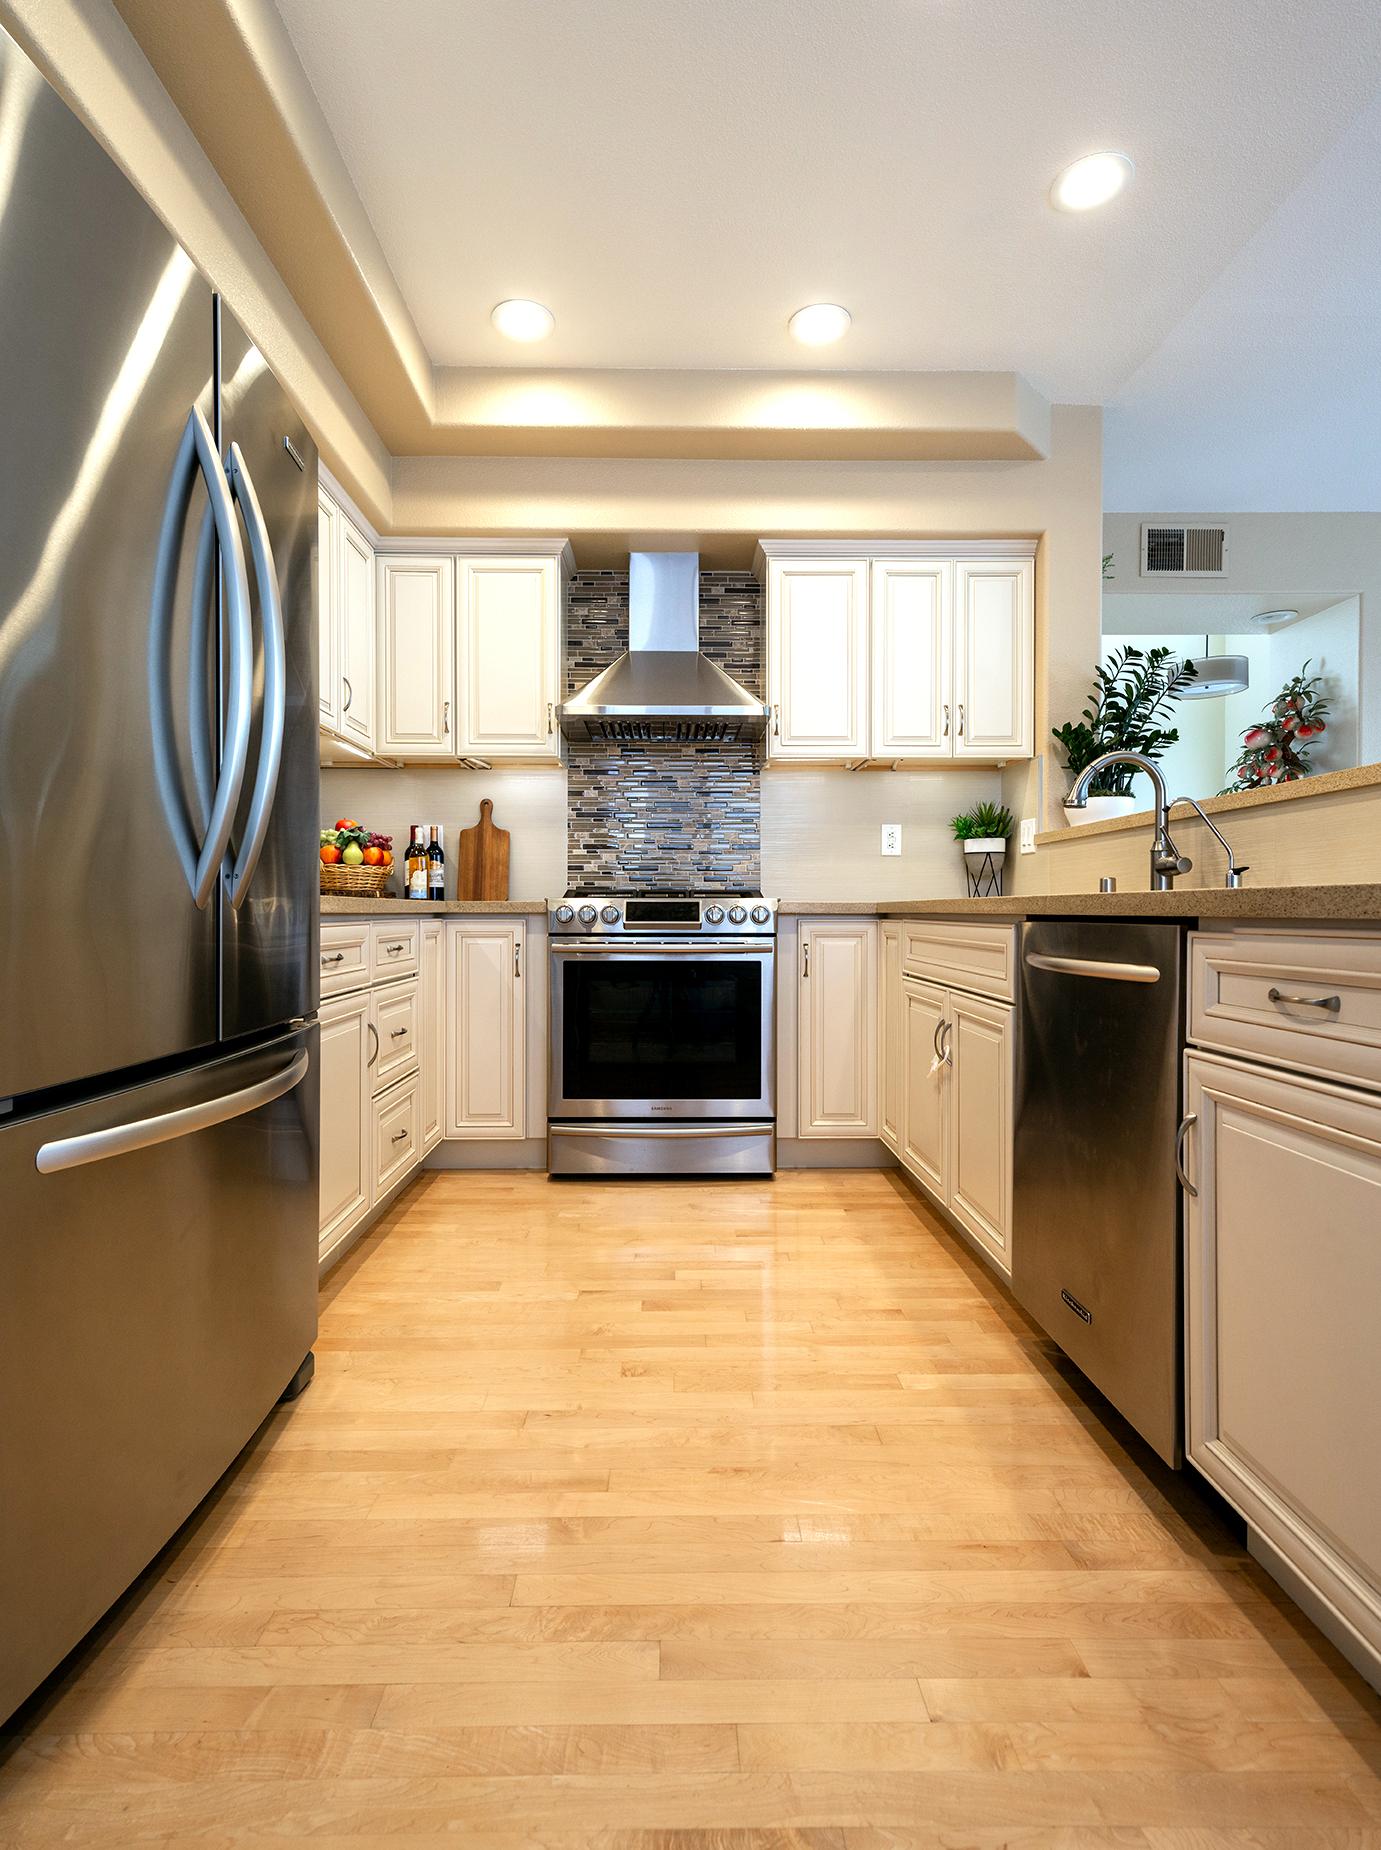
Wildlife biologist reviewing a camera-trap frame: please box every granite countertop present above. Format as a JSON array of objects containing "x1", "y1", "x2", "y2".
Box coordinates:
[
  {"x1": 780, "y1": 885, "x2": 1381, "y2": 923},
  {"x1": 321, "y1": 895, "x2": 548, "y2": 916}
]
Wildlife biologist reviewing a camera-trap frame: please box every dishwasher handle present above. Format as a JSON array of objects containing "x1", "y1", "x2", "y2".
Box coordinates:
[{"x1": 1025, "y1": 951, "x2": 1162, "y2": 985}]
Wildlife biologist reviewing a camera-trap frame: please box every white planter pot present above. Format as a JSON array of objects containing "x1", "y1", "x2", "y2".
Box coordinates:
[
  {"x1": 963, "y1": 839, "x2": 1008, "y2": 856},
  {"x1": 1064, "y1": 794, "x2": 1138, "y2": 827}
]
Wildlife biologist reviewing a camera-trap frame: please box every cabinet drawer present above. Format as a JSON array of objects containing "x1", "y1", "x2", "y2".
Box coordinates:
[
  {"x1": 370, "y1": 919, "x2": 419, "y2": 983},
  {"x1": 370, "y1": 978, "x2": 418, "y2": 1094},
  {"x1": 371, "y1": 1074, "x2": 419, "y2": 1201},
  {"x1": 1190, "y1": 929, "x2": 1381, "y2": 1093},
  {"x1": 320, "y1": 921, "x2": 370, "y2": 996},
  {"x1": 901, "y1": 919, "x2": 1017, "y2": 1002}
]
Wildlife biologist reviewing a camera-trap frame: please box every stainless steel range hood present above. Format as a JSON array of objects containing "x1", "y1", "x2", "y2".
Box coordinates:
[{"x1": 560, "y1": 552, "x2": 769, "y2": 742}]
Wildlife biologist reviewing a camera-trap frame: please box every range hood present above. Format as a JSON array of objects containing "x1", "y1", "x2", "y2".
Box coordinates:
[{"x1": 560, "y1": 552, "x2": 769, "y2": 743}]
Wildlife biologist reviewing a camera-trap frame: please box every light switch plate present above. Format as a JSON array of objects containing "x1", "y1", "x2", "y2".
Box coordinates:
[
  {"x1": 1019, "y1": 818, "x2": 1037, "y2": 854},
  {"x1": 881, "y1": 823, "x2": 902, "y2": 857}
]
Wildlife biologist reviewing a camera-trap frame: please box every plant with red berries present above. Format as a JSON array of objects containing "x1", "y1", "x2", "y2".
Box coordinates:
[{"x1": 1223, "y1": 663, "x2": 1330, "y2": 792}]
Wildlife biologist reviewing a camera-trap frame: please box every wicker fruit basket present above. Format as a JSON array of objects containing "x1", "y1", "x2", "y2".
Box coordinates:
[{"x1": 320, "y1": 861, "x2": 390, "y2": 898}]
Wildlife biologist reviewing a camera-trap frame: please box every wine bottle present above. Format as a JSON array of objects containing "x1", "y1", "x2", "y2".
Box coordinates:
[
  {"x1": 406, "y1": 826, "x2": 429, "y2": 900},
  {"x1": 427, "y1": 825, "x2": 446, "y2": 901}
]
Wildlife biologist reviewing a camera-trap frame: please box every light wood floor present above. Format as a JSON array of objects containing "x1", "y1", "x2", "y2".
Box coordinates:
[{"x1": 3, "y1": 1169, "x2": 1380, "y2": 1846}]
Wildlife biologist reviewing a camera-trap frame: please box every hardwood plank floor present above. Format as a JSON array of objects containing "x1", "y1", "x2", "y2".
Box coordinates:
[{"x1": 2, "y1": 1169, "x2": 1379, "y2": 1845}]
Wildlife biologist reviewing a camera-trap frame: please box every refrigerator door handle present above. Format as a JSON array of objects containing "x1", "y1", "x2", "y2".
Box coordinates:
[
  {"x1": 35, "y1": 1049, "x2": 309, "y2": 1176},
  {"x1": 226, "y1": 442, "x2": 286, "y2": 908},
  {"x1": 149, "y1": 404, "x2": 255, "y2": 909}
]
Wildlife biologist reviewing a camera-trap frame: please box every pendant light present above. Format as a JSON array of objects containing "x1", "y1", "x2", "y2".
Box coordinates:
[{"x1": 1181, "y1": 634, "x2": 1249, "y2": 698}]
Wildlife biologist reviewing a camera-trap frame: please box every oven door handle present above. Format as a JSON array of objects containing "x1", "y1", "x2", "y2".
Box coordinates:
[
  {"x1": 549, "y1": 1123, "x2": 775, "y2": 1139},
  {"x1": 551, "y1": 943, "x2": 766, "y2": 957}
]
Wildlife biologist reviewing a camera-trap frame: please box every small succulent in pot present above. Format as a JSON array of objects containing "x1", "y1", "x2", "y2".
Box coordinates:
[{"x1": 951, "y1": 800, "x2": 1015, "y2": 848}]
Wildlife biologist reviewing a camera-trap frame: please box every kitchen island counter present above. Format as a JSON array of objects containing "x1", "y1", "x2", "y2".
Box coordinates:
[{"x1": 779, "y1": 884, "x2": 1381, "y2": 922}]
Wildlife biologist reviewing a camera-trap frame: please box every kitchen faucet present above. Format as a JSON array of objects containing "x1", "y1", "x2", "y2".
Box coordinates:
[
  {"x1": 1168, "y1": 795, "x2": 1248, "y2": 887},
  {"x1": 1067, "y1": 750, "x2": 1191, "y2": 890}
]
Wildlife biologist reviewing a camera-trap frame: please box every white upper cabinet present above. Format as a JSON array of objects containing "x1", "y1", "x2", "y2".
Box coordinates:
[
  {"x1": 317, "y1": 490, "x2": 340, "y2": 732},
  {"x1": 378, "y1": 555, "x2": 457, "y2": 759},
  {"x1": 871, "y1": 561, "x2": 952, "y2": 758},
  {"x1": 952, "y1": 557, "x2": 1034, "y2": 759},
  {"x1": 338, "y1": 514, "x2": 376, "y2": 750},
  {"x1": 758, "y1": 542, "x2": 1034, "y2": 764},
  {"x1": 459, "y1": 557, "x2": 561, "y2": 760},
  {"x1": 766, "y1": 558, "x2": 870, "y2": 759}
]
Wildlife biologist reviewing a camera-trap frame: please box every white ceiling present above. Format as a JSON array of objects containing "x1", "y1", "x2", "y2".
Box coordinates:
[{"x1": 274, "y1": 0, "x2": 1381, "y2": 407}]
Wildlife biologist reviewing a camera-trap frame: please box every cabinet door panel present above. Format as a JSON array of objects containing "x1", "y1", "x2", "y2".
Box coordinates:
[
  {"x1": 419, "y1": 921, "x2": 444, "y2": 1153},
  {"x1": 1185, "y1": 1053, "x2": 1381, "y2": 1654},
  {"x1": 461, "y1": 559, "x2": 558, "y2": 756},
  {"x1": 902, "y1": 978, "x2": 948, "y2": 1195},
  {"x1": 339, "y1": 515, "x2": 375, "y2": 748},
  {"x1": 947, "y1": 990, "x2": 1014, "y2": 1272},
  {"x1": 872, "y1": 561, "x2": 951, "y2": 758},
  {"x1": 318, "y1": 993, "x2": 369, "y2": 1257},
  {"x1": 953, "y1": 558, "x2": 1033, "y2": 759},
  {"x1": 317, "y1": 490, "x2": 339, "y2": 731},
  {"x1": 798, "y1": 921, "x2": 878, "y2": 1136},
  {"x1": 378, "y1": 556, "x2": 456, "y2": 758},
  {"x1": 446, "y1": 920, "x2": 525, "y2": 1138},
  {"x1": 880, "y1": 923, "x2": 903, "y2": 1153},
  {"x1": 768, "y1": 560, "x2": 869, "y2": 759}
]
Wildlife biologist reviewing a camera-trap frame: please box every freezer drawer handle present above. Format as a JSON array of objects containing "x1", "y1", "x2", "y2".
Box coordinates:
[
  {"x1": 1175, "y1": 1112, "x2": 1198, "y2": 1198},
  {"x1": 35, "y1": 1050, "x2": 310, "y2": 1176},
  {"x1": 150, "y1": 405, "x2": 254, "y2": 909},
  {"x1": 1268, "y1": 986, "x2": 1341, "y2": 1014},
  {"x1": 227, "y1": 444, "x2": 286, "y2": 908},
  {"x1": 1025, "y1": 952, "x2": 1161, "y2": 985}
]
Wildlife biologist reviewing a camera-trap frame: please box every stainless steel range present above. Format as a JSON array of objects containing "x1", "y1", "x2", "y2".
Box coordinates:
[{"x1": 548, "y1": 892, "x2": 777, "y2": 1176}]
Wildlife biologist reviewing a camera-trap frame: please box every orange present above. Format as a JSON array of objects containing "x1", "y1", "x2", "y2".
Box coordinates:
[
  {"x1": 362, "y1": 846, "x2": 383, "y2": 865},
  {"x1": 319, "y1": 843, "x2": 341, "y2": 865},
  {"x1": 381, "y1": 850, "x2": 393, "y2": 866}
]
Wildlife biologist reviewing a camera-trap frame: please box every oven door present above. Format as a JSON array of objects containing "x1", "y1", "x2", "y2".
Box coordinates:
[{"x1": 550, "y1": 940, "x2": 775, "y2": 1121}]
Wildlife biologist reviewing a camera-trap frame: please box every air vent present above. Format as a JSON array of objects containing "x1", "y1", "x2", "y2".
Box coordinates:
[
  {"x1": 1140, "y1": 524, "x2": 1228, "y2": 576},
  {"x1": 574, "y1": 717, "x2": 753, "y2": 745}
]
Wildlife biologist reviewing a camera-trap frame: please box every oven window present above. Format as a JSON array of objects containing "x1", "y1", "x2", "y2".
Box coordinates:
[{"x1": 561, "y1": 961, "x2": 764, "y2": 1101}]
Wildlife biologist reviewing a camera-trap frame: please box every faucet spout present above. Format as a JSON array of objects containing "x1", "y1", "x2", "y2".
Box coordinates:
[
  {"x1": 1168, "y1": 796, "x2": 1248, "y2": 888},
  {"x1": 1070, "y1": 750, "x2": 1192, "y2": 891}
]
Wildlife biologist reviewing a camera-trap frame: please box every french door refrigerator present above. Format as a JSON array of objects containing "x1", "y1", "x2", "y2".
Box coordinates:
[{"x1": 0, "y1": 25, "x2": 320, "y2": 1721}]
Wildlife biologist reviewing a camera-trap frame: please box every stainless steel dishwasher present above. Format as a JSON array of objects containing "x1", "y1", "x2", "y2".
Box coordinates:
[{"x1": 1013, "y1": 919, "x2": 1185, "y2": 1466}]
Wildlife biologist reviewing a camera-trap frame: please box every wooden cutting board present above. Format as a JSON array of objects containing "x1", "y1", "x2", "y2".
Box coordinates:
[{"x1": 457, "y1": 798, "x2": 510, "y2": 900}]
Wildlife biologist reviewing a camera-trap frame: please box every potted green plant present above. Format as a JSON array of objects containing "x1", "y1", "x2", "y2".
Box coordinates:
[
  {"x1": 951, "y1": 801, "x2": 1014, "y2": 896},
  {"x1": 1052, "y1": 644, "x2": 1196, "y2": 825}
]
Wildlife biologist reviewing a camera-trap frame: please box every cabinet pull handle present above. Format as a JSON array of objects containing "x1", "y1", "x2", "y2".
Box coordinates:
[
  {"x1": 932, "y1": 1015, "x2": 944, "y2": 1060},
  {"x1": 939, "y1": 1019, "x2": 953, "y2": 1065},
  {"x1": 547, "y1": 701, "x2": 555, "y2": 736},
  {"x1": 514, "y1": 941, "x2": 522, "y2": 978},
  {"x1": 443, "y1": 698, "x2": 450, "y2": 736},
  {"x1": 342, "y1": 675, "x2": 352, "y2": 714},
  {"x1": 322, "y1": 951, "x2": 345, "y2": 965},
  {"x1": 942, "y1": 703, "x2": 949, "y2": 738},
  {"x1": 1267, "y1": 986, "x2": 1341, "y2": 1014},
  {"x1": 773, "y1": 704, "x2": 781, "y2": 739},
  {"x1": 802, "y1": 940, "x2": 810, "y2": 979},
  {"x1": 957, "y1": 703, "x2": 965, "y2": 736},
  {"x1": 390, "y1": 1027, "x2": 408, "y2": 1039},
  {"x1": 385, "y1": 942, "x2": 405, "y2": 954},
  {"x1": 366, "y1": 1022, "x2": 379, "y2": 1067},
  {"x1": 391, "y1": 1128, "x2": 408, "y2": 1144},
  {"x1": 1175, "y1": 1112, "x2": 1198, "y2": 1197}
]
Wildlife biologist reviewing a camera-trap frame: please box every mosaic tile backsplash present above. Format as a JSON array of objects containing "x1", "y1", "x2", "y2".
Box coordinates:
[{"x1": 565, "y1": 570, "x2": 763, "y2": 893}]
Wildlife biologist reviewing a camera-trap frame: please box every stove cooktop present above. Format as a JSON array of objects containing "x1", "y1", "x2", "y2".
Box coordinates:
[{"x1": 549, "y1": 892, "x2": 778, "y2": 935}]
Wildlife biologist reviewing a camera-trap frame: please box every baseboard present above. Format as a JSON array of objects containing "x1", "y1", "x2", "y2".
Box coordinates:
[
  {"x1": 1249, "y1": 1526, "x2": 1381, "y2": 1694},
  {"x1": 425, "y1": 1137, "x2": 548, "y2": 1171},
  {"x1": 776, "y1": 1138, "x2": 897, "y2": 1170}
]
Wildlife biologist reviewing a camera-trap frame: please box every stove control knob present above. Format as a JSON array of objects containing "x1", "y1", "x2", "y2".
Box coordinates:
[
  {"x1": 750, "y1": 904, "x2": 771, "y2": 924},
  {"x1": 704, "y1": 904, "x2": 725, "y2": 925},
  {"x1": 728, "y1": 905, "x2": 748, "y2": 924},
  {"x1": 577, "y1": 904, "x2": 598, "y2": 925},
  {"x1": 600, "y1": 905, "x2": 621, "y2": 924},
  {"x1": 554, "y1": 904, "x2": 575, "y2": 924}
]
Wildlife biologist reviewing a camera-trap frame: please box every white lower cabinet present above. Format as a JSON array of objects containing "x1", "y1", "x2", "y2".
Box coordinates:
[
  {"x1": 372, "y1": 1074, "x2": 420, "y2": 1198},
  {"x1": 897, "y1": 966, "x2": 1014, "y2": 1275},
  {"x1": 1183, "y1": 1050, "x2": 1381, "y2": 1684},
  {"x1": 879, "y1": 923, "x2": 903, "y2": 1152},
  {"x1": 318, "y1": 991, "x2": 370, "y2": 1262},
  {"x1": 370, "y1": 978, "x2": 418, "y2": 1093},
  {"x1": 445, "y1": 919, "x2": 526, "y2": 1138},
  {"x1": 797, "y1": 920, "x2": 878, "y2": 1137},
  {"x1": 419, "y1": 920, "x2": 444, "y2": 1153}
]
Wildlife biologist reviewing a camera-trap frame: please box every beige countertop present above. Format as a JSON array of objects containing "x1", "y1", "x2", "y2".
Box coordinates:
[
  {"x1": 780, "y1": 885, "x2": 1381, "y2": 922},
  {"x1": 321, "y1": 895, "x2": 548, "y2": 916}
]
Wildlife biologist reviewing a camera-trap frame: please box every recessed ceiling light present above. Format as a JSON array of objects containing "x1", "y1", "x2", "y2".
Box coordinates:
[
  {"x1": 1049, "y1": 151, "x2": 1134, "y2": 212},
  {"x1": 491, "y1": 299, "x2": 554, "y2": 342},
  {"x1": 789, "y1": 303, "x2": 851, "y2": 346}
]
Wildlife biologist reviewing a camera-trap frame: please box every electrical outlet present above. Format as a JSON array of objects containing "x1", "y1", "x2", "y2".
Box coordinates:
[
  {"x1": 881, "y1": 823, "x2": 902, "y2": 857},
  {"x1": 1019, "y1": 817, "x2": 1037, "y2": 854}
]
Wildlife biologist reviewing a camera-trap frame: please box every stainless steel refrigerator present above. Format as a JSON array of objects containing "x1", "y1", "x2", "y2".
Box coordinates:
[{"x1": 0, "y1": 26, "x2": 320, "y2": 1720}]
